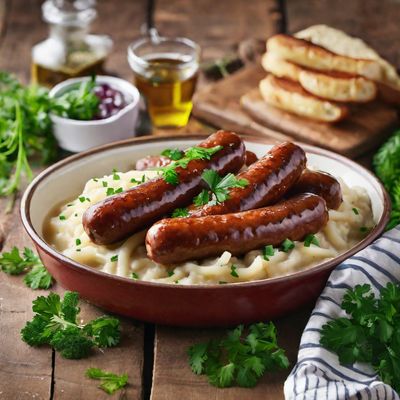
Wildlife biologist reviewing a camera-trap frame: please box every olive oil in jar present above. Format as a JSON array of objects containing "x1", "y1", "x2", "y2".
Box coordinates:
[
  {"x1": 134, "y1": 57, "x2": 198, "y2": 127},
  {"x1": 31, "y1": 0, "x2": 112, "y2": 87}
]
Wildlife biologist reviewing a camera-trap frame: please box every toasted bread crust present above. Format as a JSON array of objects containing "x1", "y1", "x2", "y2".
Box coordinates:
[
  {"x1": 259, "y1": 75, "x2": 348, "y2": 123},
  {"x1": 262, "y1": 52, "x2": 377, "y2": 103},
  {"x1": 267, "y1": 34, "x2": 382, "y2": 81}
]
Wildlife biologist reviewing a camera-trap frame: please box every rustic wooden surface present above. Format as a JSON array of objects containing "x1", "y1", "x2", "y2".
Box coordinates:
[{"x1": 1, "y1": 1, "x2": 399, "y2": 399}]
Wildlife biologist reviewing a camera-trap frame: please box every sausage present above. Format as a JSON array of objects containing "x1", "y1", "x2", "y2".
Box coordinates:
[
  {"x1": 146, "y1": 193, "x2": 328, "y2": 264},
  {"x1": 288, "y1": 170, "x2": 342, "y2": 209},
  {"x1": 83, "y1": 131, "x2": 246, "y2": 245},
  {"x1": 245, "y1": 150, "x2": 258, "y2": 166},
  {"x1": 136, "y1": 155, "x2": 171, "y2": 170},
  {"x1": 136, "y1": 150, "x2": 257, "y2": 171},
  {"x1": 188, "y1": 142, "x2": 306, "y2": 217}
]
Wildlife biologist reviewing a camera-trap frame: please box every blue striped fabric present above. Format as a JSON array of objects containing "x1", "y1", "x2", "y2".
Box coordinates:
[{"x1": 284, "y1": 226, "x2": 400, "y2": 400}]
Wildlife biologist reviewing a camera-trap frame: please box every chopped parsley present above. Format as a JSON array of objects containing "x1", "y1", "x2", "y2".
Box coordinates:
[
  {"x1": 218, "y1": 281, "x2": 227, "y2": 285},
  {"x1": 106, "y1": 187, "x2": 124, "y2": 196},
  {"x1": 360, "y1": 226, "x2": 369, "y2": 233},
  {"x1": 75, "y1": 238, "x2": 81, "y2": 246},
  {"x1": 188, "y1": 322, "x2": 289, "y2": 388},
  {"x1": 161, "y1": 148, "x2": 184, "y2": 161},
  {"x1": 102, "y1": 181, "x2": 108, "y2": 187},
  {"x1": 168, "y1": 271, "x2": 174, "y2": 277},
  {"x1": 160, "y1": 145, "x2": 223, "y2": 185},
  {"x1": 130, "y1": 175, "x2": 146, "y2": 184},
  {"x1": 230, "y1": 265, "x2": 239, "y2": 278},
  {"x1": 304, "y1": 234, "x2": 320, "y2": 247},
  {"x1": 281, "y1": 239, "x2": 295, "y2": 253},
  {"x1": 110, "y1": 255, "x2": 118, "y2": 262},
  {"x1": 112, "y1": 168, "x2": 120, "y2": 180},
  {"x1": 92, "y1": 178, "x2": 98, "y2": 182},
  {"x1": 86, "y1": 368, "x2": 128, "y2": 395},
  {"x1": 352, "y1": 208, "x2": 359, "y2": 215},
  {"x1": 131, "y1": 272, "x2": 139, "y2": 279},
  {"x1": 59, "y1": 215, "x2": 66, "y2": 220},
  {"x1": 171, "y1": 208, "x2": 189, "y2": 218},
  {"x1": 263, "y1": 245, "x2": 275, "y2": 261},
  {"x1": 79, "y1": 196, "x2": 86, "y2": 203}
]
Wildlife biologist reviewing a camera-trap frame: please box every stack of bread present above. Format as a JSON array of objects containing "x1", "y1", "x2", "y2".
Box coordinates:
[{"x1": 259, "y1": 25, "x2": 400, "y2": 123}]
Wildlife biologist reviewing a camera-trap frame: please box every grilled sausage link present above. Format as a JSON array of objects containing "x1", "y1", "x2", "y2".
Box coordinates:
[
  {"x1": 83, "y1": 131, "x2": 246, "y2": 245},
  {"x1": 146, "y1": 193, "x2": 328, "y2": 264},
  {"x1": 188, "y1": 142, "x2": 306, "y2": 217},
  {"x1": 136, "y1": 150, "x2": 257, "y2": 171},
  {"x1": 288, "y1": 170, "x2": 342, "y2": 209}
]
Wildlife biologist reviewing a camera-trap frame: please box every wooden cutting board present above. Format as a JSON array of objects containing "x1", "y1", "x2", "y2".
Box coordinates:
[{"x1": 193, "y1": 64, "x2": 399, "y2": 157}]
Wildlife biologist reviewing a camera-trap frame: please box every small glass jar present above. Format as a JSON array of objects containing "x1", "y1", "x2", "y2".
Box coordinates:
[
  {"x1": 128, "y1": 35, "x2": 200, "y2": 128},
  {"x1": 31, "y1": 0, "x2": 113, "y2": 87}
]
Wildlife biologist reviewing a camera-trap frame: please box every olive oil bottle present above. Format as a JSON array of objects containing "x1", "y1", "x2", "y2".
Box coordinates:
[{"x1": 31, "y1": 0, "x2": 113, "y2": 87}]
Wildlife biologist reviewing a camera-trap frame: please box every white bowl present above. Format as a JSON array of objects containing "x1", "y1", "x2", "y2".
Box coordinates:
[{"x1": 49, "y1": 76, "x2": 140, "y2": 152}]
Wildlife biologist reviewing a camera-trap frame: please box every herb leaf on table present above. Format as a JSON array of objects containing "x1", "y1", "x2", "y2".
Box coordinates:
[
  {"x1": 188, "y1": 322, "x2": 289, "y2": 388},
  {"x1": 320, "y1": 283, "x2": 400, "y2": 392},
  {"x1": 0, "y1": 246, "x2": 53, "y2": 289},
  {"x1": 86, "y1": 368, "x2": 128, "y2": 395},
  {"x1": 21, "y1": 291, "x2": 121, "y2": 359}
]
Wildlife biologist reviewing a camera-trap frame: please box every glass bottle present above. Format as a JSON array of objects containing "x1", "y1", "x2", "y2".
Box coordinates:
[{"x1": 31, "y1": 0, "x2": 113, "y2": 87}]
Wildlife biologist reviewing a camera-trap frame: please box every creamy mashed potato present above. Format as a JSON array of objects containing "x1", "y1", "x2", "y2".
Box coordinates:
[{"x1": 45, "y1": 169, "x2": 374, "y2": 285}]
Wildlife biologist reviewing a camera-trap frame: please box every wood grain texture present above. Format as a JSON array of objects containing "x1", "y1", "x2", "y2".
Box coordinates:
[
  {"x1": 286, "y1": 0, "x2": 400, "y2": 68},
  {"x1": 151, "y1": 308, "x2": 312, "y2": 400},
  {"x1": 0, "y1": 196, "x2": 53, "y2": 400},
  {"x1": 154, "y1": 0, "x2": 283, "y2": 61}
]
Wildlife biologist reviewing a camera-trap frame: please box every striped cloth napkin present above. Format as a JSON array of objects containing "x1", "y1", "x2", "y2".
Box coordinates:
[{"x1": 284, "y1": 225, "x2": 400, "y2": 400}]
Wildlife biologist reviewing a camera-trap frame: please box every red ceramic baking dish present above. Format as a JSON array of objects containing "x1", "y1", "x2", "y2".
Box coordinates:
[{"x1": 20, "y1": 135, "x2": 390, "y2": 327}]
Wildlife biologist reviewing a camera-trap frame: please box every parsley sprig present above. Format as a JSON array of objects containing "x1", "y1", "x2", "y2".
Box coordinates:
[
  {"x1": 160, "y1": 146, "x2": 223, "y2": 185},
  {"x1": 188, "y1": 322, "x2": 289, "y2": 388},
  {"x1": 320, "y1": 283, "x2": 400, "y2": 392},
  {"x1": 21, "y1": 291, "x2": 121, "y2": 359},
  {"x1": 0, "y1": 247, "x2": 53, "y2": 289},
  {"x1": 86, "y1": 368, "x2": 128, "y2": 395},
  {"x1": 373, "y1": 130, "x2": 400, "y2": 229},
  {"x1": 193, "y1": 169, "x2": 249, "y2": 206}
]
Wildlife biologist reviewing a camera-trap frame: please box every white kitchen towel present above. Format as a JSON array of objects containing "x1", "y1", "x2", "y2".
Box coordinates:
[{"x1": 284, "y1": 225, "x2": 400, "y2": 400}]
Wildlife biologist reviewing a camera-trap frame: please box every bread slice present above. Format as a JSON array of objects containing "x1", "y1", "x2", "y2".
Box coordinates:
[
  {"x1": 259, "y1": 75, "x2": 348, "y2": 123},
  {"x1": 266, "y1": 34, "x2": 382, "y2": 81},
  {"x1": 295, "y1": 24, "x2": 400, "y2": 91},
  {"x1": 262, "y1": 52, "x2": 377, "y2": 103}
]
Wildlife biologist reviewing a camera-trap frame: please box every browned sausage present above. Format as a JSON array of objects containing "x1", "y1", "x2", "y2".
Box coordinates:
[
  {"x1": 83, "y1": 131, "x2": 246, "y2": 245},
  {"x1": 245, "y1": 150, "x2": 258, "y2": 166},
  {"x1": 188, "y1": 142, "x2": 306, "y2": 217},
  {"x1": 288, "y1": 170, "x2": 342, "y2": 209},
  {"x1": 146, "y1": 193, "x2": 328, "y2": 264},
  {"x1": 136, "y1": 155, "x2": 171, "y2": 170}
]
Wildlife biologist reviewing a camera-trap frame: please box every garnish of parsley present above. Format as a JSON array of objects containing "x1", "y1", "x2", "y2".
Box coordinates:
[
  {"x1": 320, "y1": 283, "x2": 400, "y2": 393},
  {"x1": 193, "y1": 169, "x2": 249, "y2": 206},
  {"x1": 21, "y1": 291, "x2": 121, "y2": 359},
  {"x1": 0, "y1": 247, "x2": 53, "y2": 289},
  {"x1": 160, "y1": 146, "x2": 223, "y2": 185},
  {"x1": 188, "y1": 322, "x2": 289, "y2": 388}
]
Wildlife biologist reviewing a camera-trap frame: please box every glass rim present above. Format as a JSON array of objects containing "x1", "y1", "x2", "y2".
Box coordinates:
[{"x1": 127, "y1": 36, "x2": 201, "y2": 70}]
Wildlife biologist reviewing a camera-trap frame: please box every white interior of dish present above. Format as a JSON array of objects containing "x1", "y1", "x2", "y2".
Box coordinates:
[{"x1": 24, "y1": 139, "x2": 385, "y2": 239}]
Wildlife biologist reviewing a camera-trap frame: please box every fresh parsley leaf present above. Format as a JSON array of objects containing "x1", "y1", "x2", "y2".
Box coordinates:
[
  {"x1": 230, "y1": 265, "x2": 239, "y2": 278},
  {"x1": 106, "y1": 187, "x2": 115, "y2": 196},
  {"x1": 188, "y1": 322, "x2": 288, "y2": 388},
  {"x1": 193, "y1": 189, "x2": 210, "y2": 206},
  {"x1": 171, "y1": 207, "x2": 189, "y2": 218},
  {"x1": 320, "y1": 283, "x2": 400, "y2": 392},
  {"x1": 86, "y1": 368, "x2": 128, "y2": 395},
  {"x1": 160, "y1": 145, "x2": 223, "y2": 185},
  {"x1": 24, "y1": 264, "x2": 53, "y2": 289},
  {"x1": 281, "y1": 239, "x2": 295, "y2": 253},
  {"x1": 263, "y1": 245, "x2": 275, "y2": 261},
  {"x1": 0, "y1": 247, "x2": 52, "y2": 289},
  {"x1": 304, "y1": 234, "x2": 320, "y2": 247},
  {"x1": 78, "y1": 196, "x2": 86, "y2": 203},
  {"x1": 20, "y1": 291, "x2": 121, "y2": 359},
  {"x1": 373, "y1": 130, "x2": 400, "y2": 229},
  {"x1": 161, "y1": 148, "x2": 184, "y2": 161},
  {"x1": 199, "y1": 169, "x2": 249, "y2": 205}
]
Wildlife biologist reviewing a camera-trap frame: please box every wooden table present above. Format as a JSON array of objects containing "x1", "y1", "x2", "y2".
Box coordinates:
[{"x1": 1, "y1": 1, "x2": 399, "y2": 399}]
